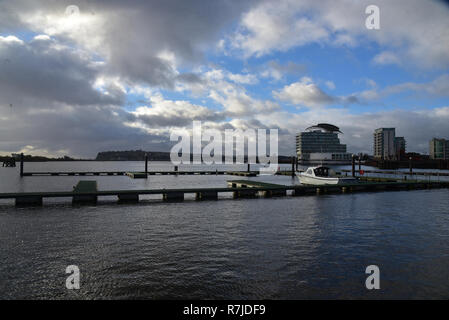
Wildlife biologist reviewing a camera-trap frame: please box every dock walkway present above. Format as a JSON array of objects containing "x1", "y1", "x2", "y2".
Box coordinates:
[
  {"x1": 1, "y1": 179, "x2": 448, "y2": 207},
  {"x1": 22, "y1": 170, "x2": 259, "y2": 177}
]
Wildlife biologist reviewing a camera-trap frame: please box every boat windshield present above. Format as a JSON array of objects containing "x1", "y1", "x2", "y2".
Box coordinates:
[{"x1": 314, "y1": 167, "x2": 332, "y2": 177}]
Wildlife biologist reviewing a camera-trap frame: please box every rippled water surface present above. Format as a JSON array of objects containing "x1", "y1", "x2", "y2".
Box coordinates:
[{"x1": 1, "y1": 162, "x2": 449, "y2": 299}]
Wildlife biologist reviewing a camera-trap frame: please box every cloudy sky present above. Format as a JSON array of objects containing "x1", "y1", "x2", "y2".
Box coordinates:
[{"x1": 1, "y1": 0, "x2": 449, "y2": 158}]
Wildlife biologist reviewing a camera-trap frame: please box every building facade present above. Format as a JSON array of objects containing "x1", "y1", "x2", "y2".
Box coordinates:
[
  {"x1": 429, "y1": 138, "x2": 449, "y2": 160},
  {"x1": 374, "y1": 128, "x2": 396, "y2": 160},
  {"x1": 296, "y1": 123, "x2": 352, "y2": 164},
  {"x1": 394, "y1": 137, "x2": 406, "y2": 160}
]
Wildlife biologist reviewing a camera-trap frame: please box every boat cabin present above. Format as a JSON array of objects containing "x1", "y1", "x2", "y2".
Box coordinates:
[{"x1": 305, "y1": 166, "x2": 336, "y2": 177}]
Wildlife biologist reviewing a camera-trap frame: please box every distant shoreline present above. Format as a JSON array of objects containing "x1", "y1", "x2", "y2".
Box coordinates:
[{"x1": 1, "y1": 150, "x2": 296, "y2": 163}]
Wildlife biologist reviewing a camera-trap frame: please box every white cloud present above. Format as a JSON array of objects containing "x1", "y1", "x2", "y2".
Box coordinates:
[
  {"x1": 260, "y1": 60, "x2": 307, "y2": 81},
  {"x1": 325, "y1": 81, "x2": 336, "y2": 90},
  {"x1": 273, "y1": 77, "x2": 335, "y2": 107},
  {"x1": 232, "y1": 1, "x2": 328, "y2": 58},
  {"x1": 355, "y1": 74, "x2": 449, "y2": 103},
  {"x1": 129, "y1": 93, "x2": 225, "y2": 129},
  {"x1": 373, "y1": 51, "x2": 401, "y2": 65},
  {"x1": 32, "y1": 34, "x2": 51, "y2": 41},
  {"x1": 175, "y1": 66, "x2": 279, "y2": 116},
  {"x1": 227, "y1": 72, "x2": 258, "y2": 85},
  {"x1": 0, "y1": 35, "x2": 24, "y2": 44},
  {"x1": 227, "y1": 0, "x2": 449, "y2": 69},
  {"x1": 209, "y1": 84, "x2": 280, "y2": 116}
]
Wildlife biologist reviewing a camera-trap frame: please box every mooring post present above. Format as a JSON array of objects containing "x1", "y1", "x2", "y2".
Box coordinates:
[
  {"x1": 145, "y1": 153, "x2": 148, "y2": 176},
  {"x1": 358, "y1": 155, "x2": 361, "y2": 171},
  {"x1": 174, "y1": 165, "x2": 178, "y2": 174},
  {"x1": 409, "y1": 156, "x2": 413, "y2": 175},
  {"x1": 351, "y1": 155, "x2": 355, "y2": 177},
  {"x1": 247, "y1": 162, "x2": 250, "y2": 172},
  {"x1": 20, "y1": 153, "x2": 24, "y2": 177},
  {"x1": 291, "y1": 157, "x2": 295, "y2": 177}
]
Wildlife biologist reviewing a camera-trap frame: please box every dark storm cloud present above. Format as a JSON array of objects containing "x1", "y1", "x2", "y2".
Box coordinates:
[
  {"x1": 0, "y1": 104, "x2": 171, "y2": 157},
  {"x1": 0, "y1": 0, "x2": 258, "y2": 156},
  {"x1": 0, "y1": 0, "x2": 257, "y2": 89},
  {"x1": 2, "y1": 0, "x2": 447, "y2": 158},
  {"x1": 176, "y1": 73, "x2": 204, "y2": 85},
  {"x1": 0, "y1": 36, "x2": 124, "y2": 108},
  {"x1": 97, "y1": 0, "x2": 257, "y2": 88}
]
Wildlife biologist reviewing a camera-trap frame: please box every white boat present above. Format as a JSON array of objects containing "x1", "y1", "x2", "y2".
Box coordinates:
[
  {"x1": 259, "y1": 163, "x2": 279, "y2": 175},
  {"x1": 297, "y1": 166, "x2": 357, "y2": 185}
]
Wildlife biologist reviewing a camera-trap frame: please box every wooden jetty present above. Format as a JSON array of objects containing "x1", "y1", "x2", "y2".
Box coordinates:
[
  {"x1": 276, "y1": 169, "x2": 449, "y2": 178},
  {"x1": 22, "y1": 171, "x2": 127, "y2": 176},
  {"x1": 227, "y1": 180, "x2": 287, "y2": 197},
  {"x1": 126, "y1": 172, "x2": 148, "y2": 179},
  {"x1": 22, "y1": 168, "x2": 449, "y2": 178},
  {"x1": 22, "y1": 170, "x2": 259, "y2": 177},
  {"x1": 2, "y1": 179, "x2": 449, "y2": 207},
  {"x1": 340, "y1": 169, "x2": 449, "y2": 177},
  {"x1": 17, "y1": 152, "x2": 258, "y2": 178}
]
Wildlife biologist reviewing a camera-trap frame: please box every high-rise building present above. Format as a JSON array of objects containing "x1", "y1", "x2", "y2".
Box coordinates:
[
  {"x1": 296, "y1": 123, "x2": 352, "y2": 164},
  {"x1": 394, "y1": 137, "x2": 406, "y2": 160},
  {"x1": 373, "y1": 128, "x2": 396, "y2": 160},
  {"x1": 429, "y1": 138, "x2": 449, "y2": 160}
]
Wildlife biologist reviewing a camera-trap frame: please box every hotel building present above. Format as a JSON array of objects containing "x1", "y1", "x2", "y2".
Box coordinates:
[{"x1": 296, "y1": 123, "x2": 352, "y2": 164}]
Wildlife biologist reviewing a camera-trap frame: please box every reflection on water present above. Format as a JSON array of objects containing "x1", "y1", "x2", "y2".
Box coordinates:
[{"x1": 0, "y1": 162, "x2": 449, "y2": 299}]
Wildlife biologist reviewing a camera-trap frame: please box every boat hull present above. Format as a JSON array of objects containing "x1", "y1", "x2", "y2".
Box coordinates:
[{"x1": 297, "y1": 173, "x2": 357, "y2": 185}]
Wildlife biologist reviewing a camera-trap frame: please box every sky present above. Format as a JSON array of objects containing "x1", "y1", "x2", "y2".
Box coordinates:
[{"x1": 1, "y1": 0, "x2": 449, "y2": 158}]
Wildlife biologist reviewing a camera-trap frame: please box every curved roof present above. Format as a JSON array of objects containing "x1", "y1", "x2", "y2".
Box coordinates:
[{"x1": 305, "y1": 123, "x2": 342, "y2": 133}]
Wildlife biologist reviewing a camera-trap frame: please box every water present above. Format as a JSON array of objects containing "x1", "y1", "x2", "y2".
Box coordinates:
[{"x1": 1, "y1": 162, "x2": 449, "y2": 299}]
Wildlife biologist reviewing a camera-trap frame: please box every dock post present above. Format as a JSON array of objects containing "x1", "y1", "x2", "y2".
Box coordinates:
[
  {"x1": 291, "y1": 157, "x2": 295, "y2": 177},
  {"x1": 174, "y1": 165, "x2": 178, "y2": 175},
  {"x1": 163, "y1": 192, "x2": 184, "y2": 202},
  {"x1": 20, "y1": 153, "x2": 24, "y2": 177},
  {"x1": 145, "y1": 153, "x2": 148, "y2": 177},
  {"x1": 16, "y1": 195, "x2": 43, "y2": 207},
  {"x1": 247, "y1": 163, "x2": 250, "y2": 172},
  {"x1": 409, "y1": 156, "x2": 413, "y2": 175},
  {"x1": 292, "y1": 187, "x2": 305, "y2": 196},
  {"x1": 352, "y1": 155, "x2": 355, "y2": 177},
  {"x1": 196, "y1": 191, "x2": 218, "y2": 200},
  {"x1": 118, "y1": 193, "x2": 139, "y2": 203},
  {"x1": 358, "y1": 155, "x2": 361, "y2": 171}
]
